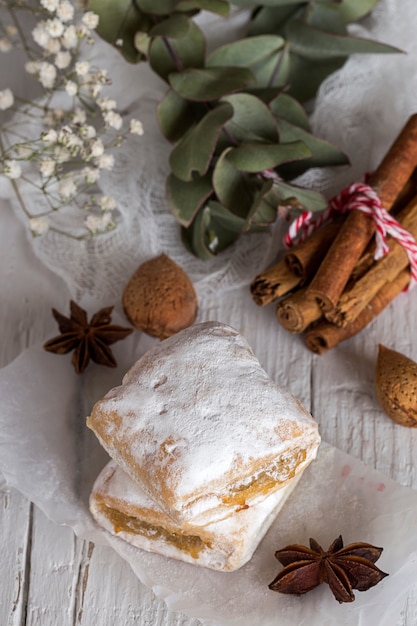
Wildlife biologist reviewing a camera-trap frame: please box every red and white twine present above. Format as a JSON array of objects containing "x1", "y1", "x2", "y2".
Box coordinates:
[{"x1": 283, "y1": 181, "x2": 417, "y2": 289}]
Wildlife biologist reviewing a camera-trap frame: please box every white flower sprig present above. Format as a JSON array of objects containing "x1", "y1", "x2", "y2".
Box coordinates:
[{"x1": 0, "y1": 1, "x2": 144, "y2": 239}]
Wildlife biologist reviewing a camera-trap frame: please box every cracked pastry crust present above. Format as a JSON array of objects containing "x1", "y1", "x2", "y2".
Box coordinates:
[
  {"x1": 87, "y1": 321, "x2": 320, "y2": 528},
  {"x1": 90, "y1": 460, "x2": 301, "y2": 571}
]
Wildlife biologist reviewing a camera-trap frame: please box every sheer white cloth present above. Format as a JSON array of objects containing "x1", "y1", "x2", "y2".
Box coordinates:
[{"x1": 3, "y1": 0, "x2": 417, "y2": 307}]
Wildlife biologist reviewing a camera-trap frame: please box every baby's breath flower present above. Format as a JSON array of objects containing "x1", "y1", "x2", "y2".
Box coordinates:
[
  {"x1": 97, "y1": 153, "x2": 115, "y2": 170},
  {"x1": 3, "y1": 160, "x2": 22, "y2": 179},
  {"x1": 0, "y1": 88, "x2": 14, "y2": 110},
  {"x1": 85, "y1": 212, "x2": 114, "y2": 234},
  {"x1": 55, "y1": 50, "x2": 71, "y2": 69},
  {"x1": 61, "y1": 24, "x2": 78, "y2": 48},
  {"x1": 0, "y1": 38, "x2": 12, "y2": 53},
  {"x1": 58, "y1": 175, "x2": 77, "y2": 199},
  {"x1": 54, "y1": 145, "x2": 71, "y2": 163},
  {"x1": 99, "y1": 195, "x2": 117, "y2": 211},
  {"x1": 29, "y1": 216, "x2": 50, "y2": 236},
  {"x1": 46, "y1": 18, "x2": 65, "y2": 38},
  {"x1": 39, "y1": 62, "x2": 57, "y2": 88},
  {"x1": 130, "y1": 119, "x2": 144, "y2": 136},
  {"x1": 81, "y1": 124, "x2": 96, "y2": 139},
  {"x1": 32, "y1": 22, "x2": 50, "y2": 49},
  {"x1": 41, "y1": 0, "x2": 60, "y2": 11},
  {"x1": 72, "y1": 107, "x2": 86, "y2": 125},
  {"x1": 65, "y1": 80, "x2": 78, "y2": 96},
  {"x1": 97, "y1": 97, "x2": 117, "y2": 111},
  {"x1": 57, "y1": 1, "x2": 74, "y2": 22},
  {"x1": 46, "y1": 38, "x2": 61, "y2": 54},
  {"x1": 75, "y1": 60, "x2": 90, "y2": 76},
  {"x1": 103, "y1": 110, "x2": 123, "y2": 130},
  {"x1": 41, "y1": 128, "x2": 58, "y2": 144},
  {"x1": 82, "y1": 166, "x2": 100, "y2": 183},
  {"x1": 90, "y1": 138, "x2": 104, "y2": 157},
  {"x1": 25, "y1": 60, "x2": 40, "y2": 75},
  {"x1": 6, "y1": 26, "x2": 17, "y2": 37},
  {"x1": 39, "y1": 159, "x2": 56, "y2": 177},
  {"x1": 82, "y1": 11, "x2": 99, "y2": 30}
]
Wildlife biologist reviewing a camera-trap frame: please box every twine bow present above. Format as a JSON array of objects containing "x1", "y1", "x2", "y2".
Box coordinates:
[{"x1": 283, "y1": 181, "x2": 417, "y2": 289}]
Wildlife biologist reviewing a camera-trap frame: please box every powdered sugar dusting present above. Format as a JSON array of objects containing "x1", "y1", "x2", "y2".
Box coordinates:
[{"x1": 87, "y1": 322, "x2": 320, "y2": 525}]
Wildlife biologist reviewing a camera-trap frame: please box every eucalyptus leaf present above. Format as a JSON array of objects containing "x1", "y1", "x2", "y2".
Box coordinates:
[
  {"x1": 203, "y1": 201, "x2": 247, "y2": 254},
  {"x1": 149, "y1": 18, "x2": 206, "y2": 81},
  {"x1": 335, "y1": 0, "x2": 380, "y2": 23},
  {"x1": 247, "y1": 5, "x2": 301, "y2": 36},
  {"x1": 220, "y1": 93, "x2": 279, "y2": 144},
  {"x1": 286, "y1": 19, "x2": 402, "y2": 60},
  {"x1": 212, "y1": 148, "x2": 257, "y2": 216},
  {"x1": 135, "y1": 0, "x2": 177, "y2": 15},
  {"x1": 246, "y1": 179, "x2": 279, "y2": 230},
  {"x1": 226, "y1": 140, "x2": 311, "y2": 172},
  {"x1": 176, "y1": 0, "x2": 230, "y2": 16},
  {"x1": 169, "y1": 102, "x2": 234, "y2": 181},
  {"x1": 233, "y1": 0, "x2": 304, "y2": 7},
  {"x1": 181, "y1": 206, "x2": 214, "y2": 260},
  {"x1": 252, "y1": 43, "x2": 291, "y2": 87},
  {"x1": 275, "y1": 180, "x2": 328, "y2": 212},
  {"x1": 285, "y1": 53, "x2": 345, "y2": 101},
  {"x1": 169, "y1": 67, "x2": 256, "y2": 101},
  {"x1": 304, "y1": 2, "x2": 347, "y2": 35},
  {"x1": 149, "y1": 14, "x2": 191, "y2": 38},
  {"x1": 166, "y1": 172, "x2": 213, "y2": 226},
  {"x1": 89, "y1": 0, "x2": 143, "y2": 63},
  {"x1": 276, "y1": 117, "x2": 349, "y2": 177},
  {"x1": 207, "y1": 35, "x2": 285, "y2": 68},
  {"x1": 157, "y1": 90, "x2": 206, "y2": 142},
  {"x1": 134, "y1": 31, "x2": 151, "y2": 55},
  {"x1": 268, "y1": 92, "x2": 310, "y2": 130}
]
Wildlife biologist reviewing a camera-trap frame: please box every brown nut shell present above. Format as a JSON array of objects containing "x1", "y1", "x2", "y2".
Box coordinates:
[
  {"x1": 375, "y1": 344, "x2": 417, "y2": 427},
  {"x1": 123, "y1": 254, "x2": 197, "y2": 340}
]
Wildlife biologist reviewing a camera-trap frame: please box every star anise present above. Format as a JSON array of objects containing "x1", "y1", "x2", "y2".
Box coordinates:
[
  {"x1": 44, "y1": 300, "x2": 133, "y2": 374},
  {"x1": 269, "y1": 535, "x2": 388, "y2": 604}
]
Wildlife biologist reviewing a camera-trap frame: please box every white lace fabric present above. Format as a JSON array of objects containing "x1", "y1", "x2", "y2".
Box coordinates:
[{"x1": 4, "y1": 0, "x2": 417, "y2": 307}]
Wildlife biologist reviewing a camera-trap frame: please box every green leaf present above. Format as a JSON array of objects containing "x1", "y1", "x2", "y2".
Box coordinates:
[
  {"x1": 176, "y1": 0, "x2": 230, "y2": 16},
  {"x1": 166, "y1": 172, "x2": 213, "y2": 226},
  {"x1": 157, "y1": 90, "x2": 206, "y2": 142},
  {"x1": 212, "y1": 148, "x2": 257, "y2": 216},
  {"x1": 205, "y1": 201, "x2": 247, "y2": 253},
  {"x1": 207, "y1": 35, "x2": 285, "y2": 68},
  {"x1": 247, "y1": 5, "x2": 301, "y2": 36},
  {"x1": 233, "y1": 0, "x2": 304, "y2": 7},
  {"x1": 221, "y1": 93, "x2": 279, "y2": 144},
  {"x1": 135, "y1": 0, "x2": 177, "y2": 15},
  {"x1": 89, "y1": 0, "x2": 143, "y2": 63},
  {"x1": 149, "y1": 14, "x2": 191, "y2": 38},
  {"x1": 274, "y1": 180, "x2": 327, "y2": 212},
  {"x1": 285, "y1": 53, "x2": 345, "y2": 101},
  {"x1": 276, "y1": 117, "x2": 348, "y2": 177},
  {"x1": 169, "y1": 102, "x2": 234, "y2": 181},
  {"x1": 286, "y1": 19, "x2": 402, "y2": 60},
  {"x1": 181, "y1": 206, "x2": 214, "y2": 260},
  {"x1": 226, "y1": 140, "x2": 311, "y2": 172},
  {"x1": 268, "y1": 92, "x2": 310, "y2": 130},
  {"x1": 149, "y1": 18, "x2": 206, "y2": 81},
  {"x1": 134, "y1": 31, "x2": 151, "y2": 55},
  {"x1": 304, "y1": 2, "x2": 347, "y2": 35},
  {"x1": 169, "y1": 66, "x2": 256, "y2": 101},
  {"x1": 246, "y1": 179, "x2": 279, "y2": 230},
  {"x1": 336, "y1": 0, "x2": 380, "y2": 23}
]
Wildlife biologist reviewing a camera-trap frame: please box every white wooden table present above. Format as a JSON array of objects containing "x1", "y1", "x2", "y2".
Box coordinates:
[
  {"x1": 2, "y1": 190, "x2": 417, "y2": 625},
  {"x1": 2, "y1": 4, "x2": 417, "y2": 620}
]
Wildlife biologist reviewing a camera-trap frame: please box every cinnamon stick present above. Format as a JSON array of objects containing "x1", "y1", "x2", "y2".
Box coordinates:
[
  {"x1": 251, "y1": 219, "x2": 343, "y2": 306},
  {"x1": 283, "y1": 219, "x2": 342, "y2": 278},
  {"x1": 276, "y1": 288, "x2": 322, "y2": 333},
  {"x1": 326, "y1": 195, "x2": 417, "y2": 327},
  {"x1": 305, "y1": 269, "x2": 410, "y2": 354},
  {"x1": 305, "y1": 114, "x2": 417, "y2": 311},
  {"x1": 250, "y1": 259, "x2": 301, "y2": 306}
]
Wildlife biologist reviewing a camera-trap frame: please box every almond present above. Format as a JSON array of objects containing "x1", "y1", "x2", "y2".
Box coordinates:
[
  {"x1": 375, "y1": 344, "x2": 417, "y2": 427},
  {"x1": 123, "y1": 254, "x2": 197, "y2": 340}
]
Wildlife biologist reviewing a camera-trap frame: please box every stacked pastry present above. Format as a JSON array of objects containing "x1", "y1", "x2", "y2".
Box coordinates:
[{"x1": 87, "y1": 322, "x2": 321, "y2": 571}]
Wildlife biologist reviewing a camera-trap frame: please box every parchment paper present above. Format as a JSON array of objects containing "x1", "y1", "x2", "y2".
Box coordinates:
[{"x1": 0, "y1": 334, "x2": 417, "y2": 626}]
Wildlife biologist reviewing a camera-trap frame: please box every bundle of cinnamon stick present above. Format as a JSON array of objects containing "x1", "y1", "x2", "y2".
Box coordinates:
[{"x1": 250, "y1": 115, "x2": 417, "y2": 354}]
